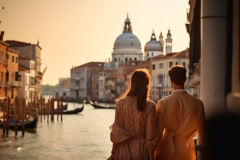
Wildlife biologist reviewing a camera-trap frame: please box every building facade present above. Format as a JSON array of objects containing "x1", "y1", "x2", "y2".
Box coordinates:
[
  {"x1": 54, "y1": 78, "x2": 70, "y2": 98},
  {"x1": 70, "y1": 62, "x2": 104, "y2": 99},
  {"x1": 5, "y1": 40, "x2": 42, "y2": 98}
]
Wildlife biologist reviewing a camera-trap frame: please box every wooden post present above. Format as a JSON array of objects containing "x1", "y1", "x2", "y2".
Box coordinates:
[
  {"x1": 47, "y1": 101, "x2": 49, "y2": 123},
  {"x1": 2, "y1": 98, "x2": 6, "y2": 135},
  {"x1": 43, "y1": 98, "x2": 46, "y2": 119},
  {"x1": 51, "y1": 99, "x2": 54, "y2": 122},
  {"x1": 60, "y1": 97, "x2": 63, "y2": 122},
  {"x1": 57, "y1": 98, "x2": 59, "y2": 121},
  {"x1": 14, "y1": 97, "x2": 18, "y2": 136},
  {"x1": 22, "y1": 98, "x2": 25, "y2": 137},
  {"x1": 6, "y1": 97, "x2": 10, "y2": 136}
]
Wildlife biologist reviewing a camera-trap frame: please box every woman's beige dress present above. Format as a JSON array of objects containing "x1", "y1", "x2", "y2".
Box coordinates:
[{"x1": 110, "y1": 96, "x2": 159, "y2": 160}]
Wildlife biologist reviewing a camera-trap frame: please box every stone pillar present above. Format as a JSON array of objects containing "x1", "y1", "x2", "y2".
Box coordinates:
[{"x1": 201, "y1": 0, "x2": 227, "y2": 117}]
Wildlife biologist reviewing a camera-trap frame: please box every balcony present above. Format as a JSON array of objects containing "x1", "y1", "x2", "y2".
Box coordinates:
[
  {"x1": 8, "y1": 81, "x2": 22, "y2": 87},
  {"x1": 155, "y1": 84, "x2": 163, "y2": 88},
  {"x1": 0, "y1": 81, "x2": 6, "y2": 87},
  {"x1": 116, "y1": 82, "x2": 123, "y2": 86},
  {"x1": 4, "y1": 59, "x2": 9, "y2": 66}
]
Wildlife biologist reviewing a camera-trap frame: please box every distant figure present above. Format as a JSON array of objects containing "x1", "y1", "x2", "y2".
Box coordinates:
[
  {"x1": 154, "y1": 65, "x2": 206, "y2": 160},
  {"x1": 107, "y1": 69, "x2": 159, "y2": 160}
]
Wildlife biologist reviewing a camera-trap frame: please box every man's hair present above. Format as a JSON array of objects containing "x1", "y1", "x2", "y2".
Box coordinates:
[{"x1": 168, "y1": 65, "x2": 187, "y2": 85}]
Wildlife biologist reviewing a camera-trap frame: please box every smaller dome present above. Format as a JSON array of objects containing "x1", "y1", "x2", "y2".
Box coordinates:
[
  {"x1": 144, "y1": 41, "x2": 163, "y2": 52},
  {"x1": 167, "y1": 29, "x2": 171, "y2": 37},
  {"x1": 125, "y1": 18, "x2": 130, "y2": 23}
]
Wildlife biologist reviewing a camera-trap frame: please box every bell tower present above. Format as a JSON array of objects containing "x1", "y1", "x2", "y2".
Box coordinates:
[
  {"x1": 165, "y1": 29, "x2": 172, "y2": 54},
  {"x1": 159, "y1": 32, "x2": 164, "y2": 53},
  {"x1": 123, "y1": 14, "x2": 132, "y2": 33}
]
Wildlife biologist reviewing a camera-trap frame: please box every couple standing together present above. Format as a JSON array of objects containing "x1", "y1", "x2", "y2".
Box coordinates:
[{"x1": 107, "y1": 65, "x2": 206, "y2": 160}]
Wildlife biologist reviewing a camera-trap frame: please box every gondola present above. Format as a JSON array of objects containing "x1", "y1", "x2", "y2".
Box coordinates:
[
  {"x1": 54, "y1": 103, "x2": 84, "y2": 114},
  {"x1": 0, "y1": 110, "x2": 38, "y2": 130},
  {"x1": 89, "y1": 100, "x2": 115, "y2": 109}
]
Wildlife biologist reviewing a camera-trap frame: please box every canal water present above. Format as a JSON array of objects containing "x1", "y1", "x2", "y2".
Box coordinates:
[{"x1": 0, "y1": 103, "x2": 115, "y2": 160}]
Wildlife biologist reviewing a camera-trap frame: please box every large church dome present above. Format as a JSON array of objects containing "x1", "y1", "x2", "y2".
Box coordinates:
[
  {"x1": 144, "y1": 31, "x2": 163, "y2": 52},
  {"x1": 113, "y1": 15, "x2": 141, "y2": 49},
  {"x1": 114, "y1": 33, "x2": 141, "y2": 49}
]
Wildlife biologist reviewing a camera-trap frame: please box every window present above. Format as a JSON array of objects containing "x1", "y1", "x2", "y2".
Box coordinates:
[
  {"x1": 129, "y1": 58, "x2": 132, "y2": 61},
  {"x1": 176, "y1": 61, "x2": 178, "y2": 65},
  {"x1": 100, "y1": 80, "x2": 103, "y2": 86},
  {"x1": 147, "y1": 53, "x2": 149, "y2": 57},
  {"x1": 125, "y1": 57, "x2": 128, "y2": 61},
  {"x1": 169, "y1": 61, "x2": 173, "y2": 68},
  {"x1": 152, "y1": 52, "x2": 153, "y2": 56},
  {"x1": 30, "y1": 77, "x2": 36, "y2": 85},
  {"x1": 134, "y1": 58, "x2": 137, "y2": 60},
  {"x1": 16, "y1": 57, "x2": 18, "y2": 63},
  {"x1": 183, "y1": 62, "x2": 186, "y2": 67},
  {"x1": 114, "y1": 58, "x2": 117, "y2": 62},
  {"x1": 159, "y1": 63, "x2": 163, "y2": 69},
  {"x1": 124, "y1": 69, "x2": 127, "y2": 73},
  {"x1": 158, "y1": 74, "x2": 163, "y2": 84},
  {"x1": 12, "y1": 56, "x2": 14, "y2": 63},
  {"x1": 152, "y1": 64, "x2": 155, "y2": 70}
]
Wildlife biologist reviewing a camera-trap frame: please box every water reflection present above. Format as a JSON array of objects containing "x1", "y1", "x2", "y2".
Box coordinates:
[{"x1": 0, "y1": 103, "x2": 115, "y2": 160}]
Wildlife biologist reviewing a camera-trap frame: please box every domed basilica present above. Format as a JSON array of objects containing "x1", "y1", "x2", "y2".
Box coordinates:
[{"x1": 104, "y1": 15, "x2": 173, "y2": 69}]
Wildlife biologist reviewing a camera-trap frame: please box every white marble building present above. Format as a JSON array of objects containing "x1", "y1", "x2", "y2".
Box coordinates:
[{"x1": 104, "y1": 15, "x2": 143, "y2": 69}]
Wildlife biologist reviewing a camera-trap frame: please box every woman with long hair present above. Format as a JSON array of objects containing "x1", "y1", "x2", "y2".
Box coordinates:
[{"x1": 107, "y1": 68, "x2": 159, "y2": 160}]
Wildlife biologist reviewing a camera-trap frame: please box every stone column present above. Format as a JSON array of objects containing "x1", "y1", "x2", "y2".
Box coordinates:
[{"x1": 201, "y1": 0, "x2": 227, "y2": 117}]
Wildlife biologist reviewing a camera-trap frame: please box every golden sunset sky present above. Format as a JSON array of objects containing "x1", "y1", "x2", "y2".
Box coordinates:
[{"x1": 0, "y1": 0, "x2": 189, "y2": 85}]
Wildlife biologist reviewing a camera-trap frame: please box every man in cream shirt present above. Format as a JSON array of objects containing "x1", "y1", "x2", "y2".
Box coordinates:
[{"x1": 155, "y1": 65, "x2": 206, "y2": 160}]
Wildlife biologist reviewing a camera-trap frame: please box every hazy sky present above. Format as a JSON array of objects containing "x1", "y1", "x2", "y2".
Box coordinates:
[{"x1": 1, "y1": 0, "x2": 189, "y2": 85}]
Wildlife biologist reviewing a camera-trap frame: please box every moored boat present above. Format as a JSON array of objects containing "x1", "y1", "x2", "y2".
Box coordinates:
[{"x1": 89, "y1": 100, "x2": 115, "y2": 109}]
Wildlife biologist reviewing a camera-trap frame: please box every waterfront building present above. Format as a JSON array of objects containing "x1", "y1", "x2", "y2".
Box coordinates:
[
  {"x1": 6, "y1": 48, "x2": 21, "y2": 103},
  {"x1": 98, "y1": 69, "x2": 116, "y2": 101},
  {"x1": 105, "y1": 74, "x2": 117, "y2": 101},
  {"x1": 0, "y1": 32, "x2": 8, "y2": 110},
  {"x1": 104, "y1": 15, "x2": 143, "y2": 70},
  {"x1": 91, "y1": 74, "x2": 99, "y2": 101},
  {"x1": 54, "y1": 78, "x2": 70, "y2": 98},
  {"x1": 18, "y1": 56, "x2": 36, "y2": 98},
  {"x1": 70, "y1": 62, "x2": 104, "y2": 99},
  {"x1": 150, "y1": 48, "x2": 189, "y2": 102},
  {"x1": 5, "y1": 40, "x2": 42, "y2": 98}
]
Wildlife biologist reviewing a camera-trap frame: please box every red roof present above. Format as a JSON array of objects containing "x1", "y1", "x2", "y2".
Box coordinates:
[
  {"x1": 5, "y1": 40, "x2": 32, "y2": 47},
  {"x1": 19, "y1": 55, "x2": 31, "y2": 60},
  {"x1": 72, "y1": 62, "x2": 104, "y2": 69},
  {"x1": 150, "y1": 48, "x2": 189, "y2": 59},
  {"x1": 18, "y1": 65, "x2": 30, "y2": 72}
]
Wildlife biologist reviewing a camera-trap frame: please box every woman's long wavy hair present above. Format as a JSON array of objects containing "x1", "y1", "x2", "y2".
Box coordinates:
[{"x1": 116, "y1": 68, "x2": 151, "y2": 111}]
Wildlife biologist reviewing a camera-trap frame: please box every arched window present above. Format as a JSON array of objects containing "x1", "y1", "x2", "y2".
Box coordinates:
[
  {"x1": 176, "y1": 62, "x2": 178, "y2": 65},
  {"x1": 114, "y1": 58, "x2": 117, "y2": 62},
  {"x1": 129, "y1": 58, "x2": 132, "y2": 61},
  {"x1": 134, "y1": 57, "x2": 137, "y2": 60},
  {"x1": 183, "y1": 62, "x2": 186, "y2": 67},
  {"x1": 125, "y1": 57, "x2": 128, "y2": 62},
  {"x1": 147, "y1": 53, "x2": 149, "y2": 57}
]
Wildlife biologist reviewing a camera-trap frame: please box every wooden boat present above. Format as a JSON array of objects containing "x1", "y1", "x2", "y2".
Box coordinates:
[
  {"x1": 0, "y1": 110, "x2": 38, "y2": 130},
  {"x1": 89, "y1": 100, "x2": 115, "y2": 109},
  {"x1": 54, "y1": 104, "x2": 84, "y2": 114}
]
